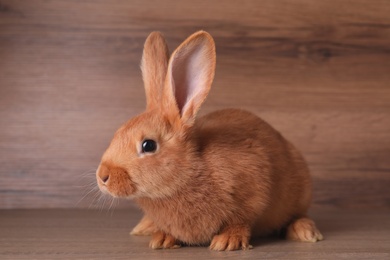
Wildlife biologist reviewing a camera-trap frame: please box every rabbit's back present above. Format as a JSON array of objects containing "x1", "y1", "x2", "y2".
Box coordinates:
[{"x1": 194, "y1": 108, "x2": 312, "y2": 234}]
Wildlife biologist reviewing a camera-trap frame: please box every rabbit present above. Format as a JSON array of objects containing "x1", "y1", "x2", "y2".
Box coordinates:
[{"x1": 96, "y1": 31, "x2": 323, "y2": 251}]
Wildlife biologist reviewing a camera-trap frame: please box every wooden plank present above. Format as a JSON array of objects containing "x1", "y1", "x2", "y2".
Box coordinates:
[
  {"x1": 0, "y1": 209, "x2": 389, "y2": 259},
  {"x1": 0, "y1": 0, "x2": 389, "y2": 208}
]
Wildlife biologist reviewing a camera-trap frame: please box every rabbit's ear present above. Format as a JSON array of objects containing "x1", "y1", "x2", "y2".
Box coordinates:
[
  {"x1": 164, "y1": 31, "x2": 216, "y2": 126},
  {"x1": 141, "y1": 32, "x2": 170, "y2": 110}
]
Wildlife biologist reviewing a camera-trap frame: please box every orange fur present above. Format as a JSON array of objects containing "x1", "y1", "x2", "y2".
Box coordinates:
[{"x1": 96, "y1": 31, "x2": 323, "y2": 251}]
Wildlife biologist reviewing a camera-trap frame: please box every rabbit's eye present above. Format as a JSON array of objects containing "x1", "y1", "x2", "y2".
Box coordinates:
[{"x1": 141, "y1": 139, "x2": 157, "y2": 153}]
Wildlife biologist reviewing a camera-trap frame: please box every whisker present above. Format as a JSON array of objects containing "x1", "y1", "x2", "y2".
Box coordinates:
[
  {"x1": 75, "y1": 182, "x2": 97, "y2": 189},
  {"x1": 76, "y1": 185, "x2": 99, "y2": 206},
  {"x1": 98, "y1": 193, "x2": 108, "y2": 212},
  {"x1": 76, "y1": 168, "x2": 98, "y2": 182},
  {"x1": 89, "y1": 189, "x2": 102, "y2": 209},
  {"x1": 108, "y1": 196, "x2": 117, "y2": 216},
  {"x1": 74, "y1": 167, "x2": 101, "y2": 207}
]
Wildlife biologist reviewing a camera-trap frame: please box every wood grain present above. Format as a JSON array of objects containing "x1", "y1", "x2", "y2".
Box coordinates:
[
  {"x1": 0, "y1": 208, "x2": 389, "y2": 259},
  {"x1": 0, "y1": 0, "x2": 389, "y2": 208}
]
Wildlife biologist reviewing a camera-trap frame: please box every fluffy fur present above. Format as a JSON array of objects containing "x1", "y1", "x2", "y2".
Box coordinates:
[{"x1": 96, "y1": 31, "x2": 323, "y2": 251}]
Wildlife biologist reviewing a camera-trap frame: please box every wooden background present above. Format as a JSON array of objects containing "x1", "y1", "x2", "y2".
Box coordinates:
[{"x1": 0, "y1": 0, "x2": 389, "y2": 209}]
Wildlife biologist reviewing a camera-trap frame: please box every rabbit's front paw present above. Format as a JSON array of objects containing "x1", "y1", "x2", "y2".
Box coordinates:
[
  {"x1": 210, "y1": 225, "x2": 253, "y2": 251},
  {"x1": 149, "y1": 231, "x2": 181, "y2": 249},
  {"x1": 286, "y1": 217, "x2": 324, "y2": 242},
  {"x1": 130, "y1": 216, "x2": 157, "y2": 236}
]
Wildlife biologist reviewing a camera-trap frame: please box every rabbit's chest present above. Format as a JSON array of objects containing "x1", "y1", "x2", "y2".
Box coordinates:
[{"x1": 142, "y1": 199, "x2": 224, "y2": 244}]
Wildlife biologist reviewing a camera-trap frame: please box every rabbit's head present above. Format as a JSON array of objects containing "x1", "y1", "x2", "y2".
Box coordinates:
[{"x1": 96, "y1": 31, "x2": 216, "y2": 199}]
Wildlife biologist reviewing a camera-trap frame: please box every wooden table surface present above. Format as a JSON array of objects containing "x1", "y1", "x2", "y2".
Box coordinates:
[{"x1": 1, "y1": 208, "x2": 389, "y2": 259}]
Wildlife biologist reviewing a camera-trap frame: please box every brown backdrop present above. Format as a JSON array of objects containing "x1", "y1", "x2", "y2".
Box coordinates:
[{"x1": 0, "y1": 0, "x2": 389, "y2": 209}]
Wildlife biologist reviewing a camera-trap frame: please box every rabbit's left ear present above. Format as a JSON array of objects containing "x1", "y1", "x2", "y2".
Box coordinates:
[
  {"x1": 141, "y1": 32, "x2": 170, "y2": 111},
  {"x1": 163, "y1": 31, "x2": 216, "y2": 126}
]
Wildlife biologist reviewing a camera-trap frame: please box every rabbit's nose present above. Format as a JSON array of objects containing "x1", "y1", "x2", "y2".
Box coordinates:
[
  {"x1": 98, "y1": 168, "x2": 110, "y2": 184},
  {"x1": 100, "y1": 173, "x2": 109, "y2": 183}
]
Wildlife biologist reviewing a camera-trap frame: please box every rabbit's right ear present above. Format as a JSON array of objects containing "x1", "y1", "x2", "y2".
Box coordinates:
[
  {"x1": 141, "y1": 32, "x2": 170, "y2": 110},
  {"x1": 162, "y1": 31, "x2": 216, "y2": 127}
]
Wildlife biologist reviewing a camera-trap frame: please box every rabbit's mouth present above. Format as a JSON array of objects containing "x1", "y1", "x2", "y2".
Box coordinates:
[{"x1": 96, "y1": 178, "x2": 109, "y2": 194}]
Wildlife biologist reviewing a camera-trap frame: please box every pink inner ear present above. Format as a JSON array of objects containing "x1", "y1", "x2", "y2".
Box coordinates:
[{"x1": 172, "y1": 45, "x2": 205, "y2": 115}]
